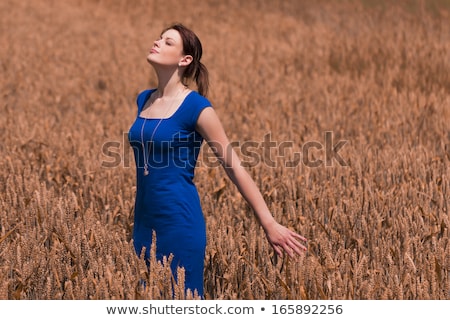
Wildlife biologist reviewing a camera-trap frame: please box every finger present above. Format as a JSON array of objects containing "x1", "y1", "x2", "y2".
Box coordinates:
[
  {"x1": 287, "y1": 238, "x2": 308, "y2": 254},
  {"x1": 291, "y1": 232, "x2": 308, "y2": 242},
  {"x1": 281, "y1": 242, "x2": 296, "y2": 258},
  {"x1": 272, "y1": 244, "x2": 283, "y2": 257},
  {"x1": 293, "y1": 237, "x2": 308, "y2": 251}
]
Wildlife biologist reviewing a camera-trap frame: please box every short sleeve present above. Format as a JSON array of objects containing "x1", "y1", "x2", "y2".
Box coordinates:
[
  {"x1": 188, "y1": 92, "x2": 212, "y2": 126},
  {"x1": 136, "y1": 89, "x2": 156, "y2": 113}
]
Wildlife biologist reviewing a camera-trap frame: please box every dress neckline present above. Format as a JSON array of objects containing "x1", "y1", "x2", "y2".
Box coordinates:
[{"x1": 138, "y1": 89, "x2": 194, "y2": 120}]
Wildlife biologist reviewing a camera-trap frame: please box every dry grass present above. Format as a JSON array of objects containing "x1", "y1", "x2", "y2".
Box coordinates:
[{"x1": 0, "y1": 0, "x2": 449, "y2": 299}]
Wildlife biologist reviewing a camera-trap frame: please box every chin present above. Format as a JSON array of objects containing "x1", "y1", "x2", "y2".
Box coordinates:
[{"x1": 147, "y1": 54, "x2": 161, "y2": 66}]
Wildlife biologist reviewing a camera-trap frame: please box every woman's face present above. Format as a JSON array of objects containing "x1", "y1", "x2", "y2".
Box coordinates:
[{"x1": 147, "y1": 29, "x2": 184, "y2": 67}]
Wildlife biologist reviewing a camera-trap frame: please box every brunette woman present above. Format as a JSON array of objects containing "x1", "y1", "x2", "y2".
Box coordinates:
[{"x1": 128, "y1": 23, "x2": 307, "y2": 297}]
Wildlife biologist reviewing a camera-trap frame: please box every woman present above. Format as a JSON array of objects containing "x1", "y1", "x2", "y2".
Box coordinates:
[{"x1": 128, "y1": 23, "x2": 307, "y2": 297}]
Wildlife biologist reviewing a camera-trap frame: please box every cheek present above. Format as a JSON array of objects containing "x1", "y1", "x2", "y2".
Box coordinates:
[
  {"x1": 166, "y1": 48, "x2": 182, "y2": 61},
  {"x1": 147, "y1": 47, "x2": 183, "y2": 65}
]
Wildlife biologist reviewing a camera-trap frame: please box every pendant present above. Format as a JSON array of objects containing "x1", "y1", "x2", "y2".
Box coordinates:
[{"x1": 144, "y1": 168, "x2": 149, "y2": 176}]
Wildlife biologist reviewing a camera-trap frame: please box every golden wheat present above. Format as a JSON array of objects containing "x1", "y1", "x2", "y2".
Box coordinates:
[{"x1": 0, "y1": 0, "x2": 449, "y2": 300}]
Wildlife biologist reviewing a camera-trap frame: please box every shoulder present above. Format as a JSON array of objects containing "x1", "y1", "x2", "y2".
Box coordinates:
[
  {"x1": 186, "y1": 90, "x2": 212, "y2": 108},
  {"x1": 136, "y1": 88, "x2": 156, "y2": 107},
  {"x1": 180, "y1": 91, "x2": 213, "y2": 127}
]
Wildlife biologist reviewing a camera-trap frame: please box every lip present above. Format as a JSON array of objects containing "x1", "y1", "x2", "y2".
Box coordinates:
[{"x1": 150, "y1": 48, "x2": 159, "y2": 54}]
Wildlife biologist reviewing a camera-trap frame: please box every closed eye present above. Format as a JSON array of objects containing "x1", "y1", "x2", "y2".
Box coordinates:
[{"x1": 158, "y1": 35, "x2": 176, "y2": 46}]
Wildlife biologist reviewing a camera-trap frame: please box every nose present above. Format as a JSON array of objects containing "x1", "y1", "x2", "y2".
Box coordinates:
[{"x1": 153, "y1": 39, "x2": 161, "y2": 48}]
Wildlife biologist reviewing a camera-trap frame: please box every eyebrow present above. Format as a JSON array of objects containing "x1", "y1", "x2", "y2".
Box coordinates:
[{"x1": 159, "y1": 34, "x2": 176, "y2": 42}]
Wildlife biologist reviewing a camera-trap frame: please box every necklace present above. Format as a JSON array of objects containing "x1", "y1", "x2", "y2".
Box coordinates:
[{"x1": 140, "y1": 88, "x2": 184, "y2": 176}]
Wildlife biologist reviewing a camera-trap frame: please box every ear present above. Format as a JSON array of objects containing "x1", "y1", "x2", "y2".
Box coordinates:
[{"x1": 178, "y1": 55, "x2": 193, "y2": 67}]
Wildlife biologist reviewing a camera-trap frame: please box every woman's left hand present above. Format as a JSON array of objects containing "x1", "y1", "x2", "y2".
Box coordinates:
[{"x1": 264, "y1": 221, "x2": 307, "y2": 258}]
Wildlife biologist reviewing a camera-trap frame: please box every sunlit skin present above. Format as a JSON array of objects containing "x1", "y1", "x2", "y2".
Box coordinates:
[
  {"x1": 144, "y1": 28, "x2": 307, "y2": 258},
  {"x1": 140, "y1": 29, "x2": 193, "y2": 119},
  {"x1": 146, "y1": 29, "x2": 192, "y2": 70}
]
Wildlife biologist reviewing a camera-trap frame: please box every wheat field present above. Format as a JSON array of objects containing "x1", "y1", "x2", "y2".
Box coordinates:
[{"x1": 0, "y1": 0, "x2": 449, "y2": 300}]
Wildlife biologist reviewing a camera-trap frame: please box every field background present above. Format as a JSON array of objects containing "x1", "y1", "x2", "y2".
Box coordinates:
[{"x1": 1, "y1": 0, "x2": 449, "y2": 299}]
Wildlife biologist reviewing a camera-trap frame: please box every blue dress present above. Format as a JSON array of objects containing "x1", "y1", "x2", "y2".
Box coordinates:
[{"x1": 128, "y1": 89, "x2": 211, "y2": 297}]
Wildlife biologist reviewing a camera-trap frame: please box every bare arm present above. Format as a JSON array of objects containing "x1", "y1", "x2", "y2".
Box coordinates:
[{"x1": 196, "y1": 107, "x2": 307, "y2": 257}]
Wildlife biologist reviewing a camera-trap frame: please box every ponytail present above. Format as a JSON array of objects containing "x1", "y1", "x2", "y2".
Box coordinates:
[
  {"x1": 167, "y1": 23, "x2": 210, "y2": 97},
  {"x1": 195, "y1": 62, "x2": 209, "y2": 97}
]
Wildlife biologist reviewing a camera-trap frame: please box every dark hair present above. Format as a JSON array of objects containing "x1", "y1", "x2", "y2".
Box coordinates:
[{"x1": 163, "y1": 23, "x2": 209, "y2": 97}]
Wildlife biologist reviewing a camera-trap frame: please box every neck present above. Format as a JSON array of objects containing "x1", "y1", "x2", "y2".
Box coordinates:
[{"x1": 154, "y1": 68, "x2": 186, "y2": 98}]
